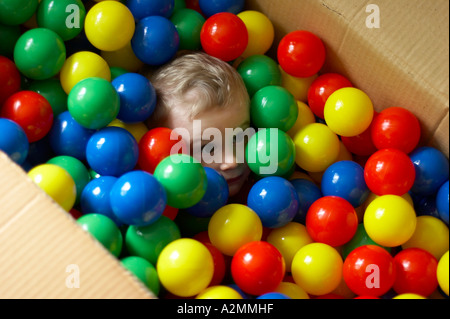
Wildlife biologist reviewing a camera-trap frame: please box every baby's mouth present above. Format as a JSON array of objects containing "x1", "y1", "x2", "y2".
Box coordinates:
[{"x1": 226, "y1": 175, "x2": 243, "y2": 185}]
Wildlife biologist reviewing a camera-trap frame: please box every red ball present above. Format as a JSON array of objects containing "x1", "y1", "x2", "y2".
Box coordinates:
[
  {"x1": 307, "y1": 73, "x2": 353, "y2": 119},
  {"x1": 341, "y1": 112, "x2": 378, "y2": 157},
  {"x1": 162, "y1": 205, "x2": 179, "y2": 221},
  {"x1": 393, "y1": 248, "x2": 438, "y2": 297},
  {"x1": 231, "y1": 241, "x2": 285, "y2": 296},
  {"x1": 277, "y1": 30, "x2": 326, "y2": 78},
  {"x1": 0, "y1": 56, "x2": 21, "y2": 106},
  {"x1": 1, "y1": 91, "x2": 53, "y2": 143},
  {"x1": 371, "y1": 107, "x2": 421, "y2": 154},
  {"x1": 343, "y1": 245, "x2": 396, "y2": 297},
  {"x1": 200, "y1": 12, "x2": 248, "y2": 62},
  {"x1": 138, "y1": 127, "x2": 187, "y2": 174},
  {"x1": 364, "y1": 148, "x2": 416, "y2": 196},
  {"x1": 204, "y1": 242, "x2": 227, "y2": 287},
  {"x1": 306, "y1": 196, "x2": 358, "y2": 247}
]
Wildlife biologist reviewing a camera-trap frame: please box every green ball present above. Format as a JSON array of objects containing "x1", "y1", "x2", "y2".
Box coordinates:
[
  {"x1": 125, "y1": 216, "x2": 181, "y2": 265},
  {"x1": 67, "y1": 77, "x2": 120, "y2": 129},
  {"x1": 121, "y1": 256, "x2": 160, "y2": 296},
  {"x1": 171, "y1": 8, "x2": 205, "y2": 51},
  {"x1": 173, "y1": 0, "x2": 187, "y2": 13},
  {"x1": 154, "y1": 154, "x2": 207, "y2": 209},
  {"x1": 173, "y1": 210, "x2": 210, "y2": 238},
  {"x1": 77, "y1": 214, "x2": 123, "y2": 258},
  {"x1": 245, "y1": 128, "x2": 296, "y2": 177},
  {"x1": 237, "y1": 55, "x2": 282, "y2": 97},
  {"x1": 110, "y1": 66, "x2": 128, "y2": 81},
  {"x1": 14, "y1": 28, "x2": 66, "y2": 80},
  {"x1": 0, "y1": 0, "x2": 39, "y2": 25},
  {"x1": 28, "y1": 78, "x2": 68, "y2": 117},
  {"x1": 250, "y1": 85, "x2": 298, "y2": 132},
  {"x1": 0, "y1": 23, "x2": 21, "y2": 58}
]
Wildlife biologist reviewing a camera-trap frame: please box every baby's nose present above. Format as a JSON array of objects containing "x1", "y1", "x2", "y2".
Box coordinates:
[{"x1": 220, "y1": 153, "x2": 239, "y2": 171}]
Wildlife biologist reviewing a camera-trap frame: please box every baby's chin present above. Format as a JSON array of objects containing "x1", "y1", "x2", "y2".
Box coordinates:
[{"x1": 227, "y1": 178, "x2": 246, "y2": 197}]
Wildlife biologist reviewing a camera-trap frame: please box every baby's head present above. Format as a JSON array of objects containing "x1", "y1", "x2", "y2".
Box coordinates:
[{"x1": 147, "y1": 51, "x2": 251, "y2": 197}]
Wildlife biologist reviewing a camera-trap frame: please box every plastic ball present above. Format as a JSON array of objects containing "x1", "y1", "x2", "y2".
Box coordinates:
[
  {"x1": 293, "y1": 123, "x2": 340, "y2": 173},
  {"x1": 371, "y1": 107, "x2": 421, "y2": 154},
  {"x1": 324, "y1": 87, "x2": 374, "y2": 137},
  {"x1": 14, "y1": 28, "x2": 66, "y2": 80},
  {"x1": 257, "y1": 292, "x2": 290, "y2": 300},
  {"x1": 0, "y1": 56, "x2": 21, "y2": 105},
  {"x1": 273, "y1": 282, "x2": 310, "y2": 299},
  {"x1": 27, "y1": 163, "x2": 76, "y2": 212},
  {"x1": 393, "y1": 248, "x2": 438, "y2": 297},
  {"x1": 0, "y1": 118, "x2": 29, "y2": 165},
  {"x1": 437, "y1": 251, "x2": 449, "y2": 296},
  {"x1": 364, "y1": 148, "x2": 416, "y2": 196},
  {"x1": 0, "y1": 0, "x2": 39, "y2": 25},
  {"x1": 196, "y1": 285, "x2": 243, "y2": 299},
  {"x1": 36, "y1": 0, "x2": 86, "y2": 41},
  {"x1": 112, "y1": 73, "x2": 156, "y2": 123},
  {"x1": 277, "y1": 30, "x2": 326, "y2": 78},
  {"x1": 60, "y1": 51, "x2": 111, "y2": 94},
  {"x1": 185, "y1": 167, "x2": 229, "y2": 218},
  {"x1": 208, "y1": 204, "x2": 263, "y2": 256},
  {"x1": 290, "y1": 178, "x2": 322, "y2": 224},
  {"x1": 409, "y1": 147, "x2": 449, "y2": 196},
  {"x1": 247, "y1": 177, "x2": 299, "y2": 228},
  {"x1": 286, "y1": 101, "x2": 316, "y2": 139},
  {"x1": 436, "y1": 181, "x2": 449, "y2": 225},
  {"x1": 342, "y1": 223, "x2": 391, "y2": 260},
  {"x1": 266, "y1": 222, "x2": 313, "y2": 273},
  {"x1": 156, "y1": 238, "x2": 214, "y2": 297},
  {"x1": 28, "y1": 79, "x2": 68, "y2": 117},
  {"x1": 393, "y1": 293, "x2": 426, "y2": 299},
  {"x1": 250, "y1": 86, "x2": 298, "y2": 132},
  {"x1": 108, "y1": 119, "x2": 148, "y2": 143},
  {"x1": 291, "y1": 243, "x2": 343, "y2": 296},
  {"x1": 341, "y1": 117, "x2": 378, "y2": 157},
  {"x1": 308, "y1": 73, "x2": 353, "y2": 119},
  {"x1": 86, "y1": 127, "x2": 139, "y2": 177},
  {"x1": 153, "y1": 154, "x2": 207, "y2": 209},
  {"x1": 126, "y1": 0, "x2": 175, "y2": 20},
  {"x1": 200, "y1": 12, "x2": 248, "y2": 62},
  {"x1": 121, "y1": 256, "x2": 160, "y2": 296},
  {"x1": 76, "y1": 214, "x2": 123, "y2": 257},
  {"x1": 101, "y1": 42, "x2": 144, "y2": 73},
  {"x1": 68, "y1": 77, "x2": 120, "y2": 130},
  {"x1": 0, "y1": 24, "x2": 21, "y2": 58},
  {"x1": 343, "y1": 245, "x2": 396, "y2": 297},
  {"x1": 321, "y1": 160, "x2": 369, "y2": 208},
  {"x1": 364, "y1": 195, "x2": 417, "y2": 247},
  {"x1": 199, "y1": 0, "x2": 244, "y2": 17},
  {"x1": 125, "y1": 216, "x2": 181, "y2": 265},
  {"x1": 1, "y1": 91, "x2": 54, "y2": 143},
  {"x1": 202, "y1": 242, "x2": 227, "y2": 286},
  {"x1": 245, "y1": 128, "x2": 296, "y2": 177},
  {"x1": 231, "y1": 241, "x2": 285, "y2": 296},
  {"x1": 170, "y1": 8, "x2": 206, "y2": 51},
  {"x1": 131, "y1": 16, "x2": 180, "y2": 66},
  {"x1": 306, "y1": 196, "x2": 358, "y2": 247},
  {"x1": 237, "y1": 10, "x2": 274, "y2": 58}
]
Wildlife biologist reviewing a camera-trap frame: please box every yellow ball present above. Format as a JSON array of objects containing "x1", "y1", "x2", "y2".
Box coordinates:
[
  {"x1": 27, "y1": 164, "x2": 76, "y2": 212},
  {"x1": 437, "y1": 251, "x2": 449, "y2": 296},
  {"x1": 364, "y1": 195, "x2": 417, "y2": 247},
  {"x1": 291, "y1": 243, "x2": 343, "y2": 296},
  {"x1": 60, "y1": 51, "x2": 111, "y2": 94},
  {"x1": 393, "y1": 293, "x2": 426, "y2": 299},
  {"x1": 237, "y1": 10, "x2": 274, "y2": 58},
  {"x1": 287, "y1": 101, "x2": 316, "y2": 139},
  {"x1": 274, "y1": 282, "x2": 310, "y2": 299},
  {"x1": 208, "y1": 204, "x2": 263, "y2": 256},
  {"x1": 280, "y1": 67, "x2": 318, "y2": 102},
  {"x1": 362, "y1": 192, "x2": 414, "y2": 211},
  {"x1": 402, "y1": 216, "x2": 449, "y2": 260},
  {"x1": 156, "y1": 238, "x2": 214, "y2": 297},
  {"x1": 85, "y1": 1, "x2": 135, "y2": 52},
  {"x1": 293, "y1": 123, "x2": 340, "y2": 173},
  {"x1": 108, "y1": 119, "x2": 148, "y2": 143},
  {"x1": 196, "y1": 286, "x2": 244, "y2": 299},
  {"x1": 267, "y1": 222, "x2": 313, "y2": 272},
  {"x1": 324, "y1": 87, "x2": 374, "y2": 137},
  {"x1": 101, "y1": 42, "x2": 144, "y2": 73}
]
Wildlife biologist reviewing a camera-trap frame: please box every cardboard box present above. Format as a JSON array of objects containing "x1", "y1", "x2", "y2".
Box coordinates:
[{"x1": 0, "y1": 0, "x2": 448, "y2": 298}]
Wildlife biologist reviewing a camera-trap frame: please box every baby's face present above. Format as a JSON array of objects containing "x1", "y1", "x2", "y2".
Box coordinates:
[{"x1": 162, "y1": 103, "x2": 251, "y2": 197}]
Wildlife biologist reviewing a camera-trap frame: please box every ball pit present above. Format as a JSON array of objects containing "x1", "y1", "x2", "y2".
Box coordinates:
[{"x1": 0, "y1": 0, "x2": 448, "y2": 301}]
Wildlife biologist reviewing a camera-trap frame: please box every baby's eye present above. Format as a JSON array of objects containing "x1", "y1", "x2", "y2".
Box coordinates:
[{"x1": 201, "y1": 143, "x2": 215, "y2": 155}]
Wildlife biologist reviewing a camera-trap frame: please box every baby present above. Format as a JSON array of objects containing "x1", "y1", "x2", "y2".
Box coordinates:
[{"x1": 146, "y1": 51, "x2": 252, "y2": 197}]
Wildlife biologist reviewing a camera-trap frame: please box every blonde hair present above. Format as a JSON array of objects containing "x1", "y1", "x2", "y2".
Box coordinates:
[{"x1": 148, "y1": 51, "x2": 250, "y2": 123}]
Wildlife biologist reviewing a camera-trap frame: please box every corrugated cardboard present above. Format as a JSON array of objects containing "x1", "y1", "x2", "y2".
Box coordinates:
[{"x1": 0, "y1": 0, "x2": 448, "y2": 298}]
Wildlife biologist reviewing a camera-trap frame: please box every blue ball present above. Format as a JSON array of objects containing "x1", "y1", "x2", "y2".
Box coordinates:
[
  {"x1": 86, "y1": 127, "x2": 139, "y2": 177},
  {"x1": 49, "y1": 111, "x2": 96, "y2": 161},
  {"x1": 0, "y1": 118, "x2": 29, "y2": 165},
  {"x1": 131, "y1": 16, "x2": 179, "y2": 66},
  {"x1": 257, "y1": 292, "x2": 291, "y2": 300},
  {"x1": 112, "y1": 73, "x2": 157, "y2": 123},
  {"x1": 185, "y1": 167, "x2": 229, "y2": 218},
  {"x1": 199, "y1": 0, "x2": 245, "y2": 17},
  {"x1": 321, "y1": 160, "x2": 369, "y2": 208},
  {"x1": 81, "y1": 176, "x2": 122, "y2": 226},
  {"x1": 409, "y1": 191, "x2": 440, "y2": 218},
  {"x1": 110, "y1": 170, "x2": 167, "y2": 226},
  {"x1": 126, "y1": 0, "x2": 175, "y2": 20},
  {"x1": 247, "y1": 176, "x2": 299, "y2": 228},
  {"x1": 410, "y1": 147, "x2": 449, "y2": 196},
  {"x1": 290, "y1": 178, "x2": 322, "y2": 224},
  {"x1": 436, "y1": 180, "x2": 449, "y2": 225}
]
